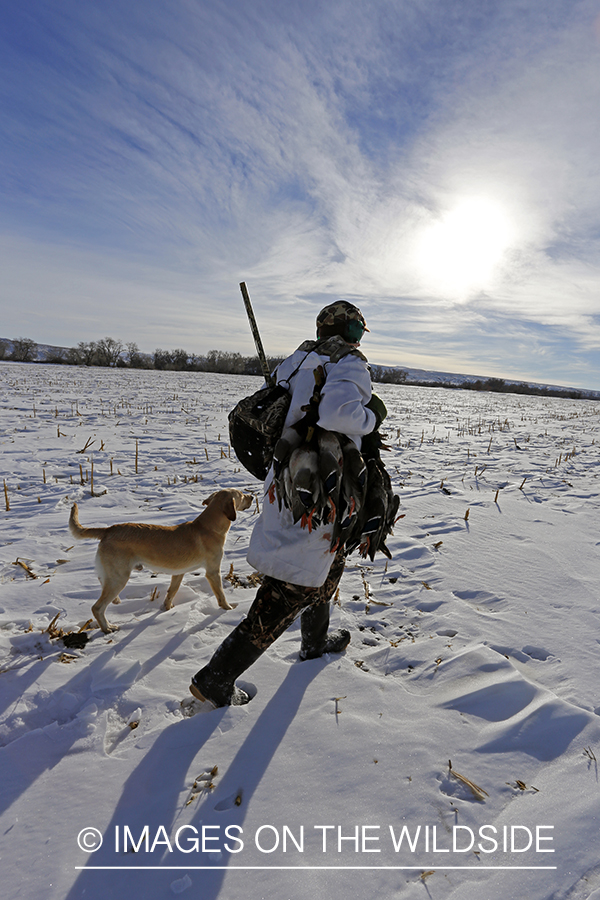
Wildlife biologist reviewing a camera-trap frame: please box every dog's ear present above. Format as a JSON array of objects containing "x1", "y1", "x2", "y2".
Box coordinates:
[
  {"x1": 203, "y1": 492, "x2": 215, "y2": 507},
  {"x1": 224, "y1": 497, "x2": 237, "y2": 521}
]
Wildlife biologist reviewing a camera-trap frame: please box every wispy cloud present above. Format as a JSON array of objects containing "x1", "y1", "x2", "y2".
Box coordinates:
[{"x1": 1, "y1": 0, "x2": 599, "y2": 386}]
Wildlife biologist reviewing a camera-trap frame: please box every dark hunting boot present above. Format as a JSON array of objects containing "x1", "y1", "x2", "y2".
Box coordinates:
[
  {"x1": 299, "y1": 602, "x2": 351, "y2": 661},
  {"x1": 190, "y1": 624, "x2": 263, "y2": 708}
]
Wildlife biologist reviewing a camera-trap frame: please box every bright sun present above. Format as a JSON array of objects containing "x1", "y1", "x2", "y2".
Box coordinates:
[{"x1": 416, "y1": 197, "x2": 513, "y2": 298}]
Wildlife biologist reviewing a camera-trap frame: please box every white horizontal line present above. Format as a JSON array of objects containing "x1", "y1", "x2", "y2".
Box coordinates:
[{"x1": 76, "y1": 865, "x2": 558, "y2": 871}]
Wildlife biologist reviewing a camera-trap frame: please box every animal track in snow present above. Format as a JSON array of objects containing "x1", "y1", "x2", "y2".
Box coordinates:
[
  {"x1": 521, "y1": 644, "x2": 554, "y2": 661},
  {"x1": 361, "y1": 635, "x2": 379, "y2": 646},
  {"x1": 415, "y1": 597, "x2": 445, "y2": 612},
  {"x1": 394, "y1": 541, "x2": 433, "y2": 562},
  {"x1": 487, "y1": 643, "x2": 533, "y2": 664},
  {"x1": 416, "y1": 517, "x2": 465, "y2": 536},
  {"x1": 452, "y1": 589, "x2": 509, "y2": 612}
]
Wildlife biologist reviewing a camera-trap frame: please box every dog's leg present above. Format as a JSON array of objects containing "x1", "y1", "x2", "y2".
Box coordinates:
[
  {"x1": 164, "y1": 573, "x2": 184, "y2": 610},
  {"x1": 94, "y1": 553, "x2": 131, "y2": 633},
  {"x1": 204, "y1": 567, "x2": 234, "y2": 610},
  {"x1": 93, "y1": 580, "x2": 129, "y2": 633}
]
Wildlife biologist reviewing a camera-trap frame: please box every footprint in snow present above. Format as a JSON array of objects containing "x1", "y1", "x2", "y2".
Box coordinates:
[
  {"x1": 419, "y1": 521, "x2": 464, "y2": 536},
  {"x1": 416, "y1": 597, "x2": 445, "y2": 612},
  {"x1": 452, "y1": 589, "x2": 509, "y2": 612},
  {"x1": 521, "y1": 645, "x2": 554, "y2": 661}
]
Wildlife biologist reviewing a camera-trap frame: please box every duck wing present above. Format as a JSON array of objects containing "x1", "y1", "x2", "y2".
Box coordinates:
[{"x1": 318, "y1": 430, "x2": 344, "y2": 525}]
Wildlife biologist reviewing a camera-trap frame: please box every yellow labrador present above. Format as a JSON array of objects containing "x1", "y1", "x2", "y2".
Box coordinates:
[{"x1": 69, "y1": 488, "x2": 254, "y2": 633}]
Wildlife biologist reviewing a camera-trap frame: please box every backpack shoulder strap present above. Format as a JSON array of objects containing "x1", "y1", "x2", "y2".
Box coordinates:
[
  {"x1": 312, "y1": 335, "x2": 368, "y2": 364},
  {"x1": 276, "y1": 343, "x2": 318, "y2": 390},
  {"x1": 276, "y1": 335, "x2": 367, "y2": 394}
]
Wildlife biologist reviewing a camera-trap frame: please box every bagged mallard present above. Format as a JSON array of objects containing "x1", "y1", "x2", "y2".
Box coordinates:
[
  {"x1": 345, "y1": 439, "x2": 400, "y2": 561},
  {"x1": 318, "y1": 431, "x2": 344, "y2": 524}
]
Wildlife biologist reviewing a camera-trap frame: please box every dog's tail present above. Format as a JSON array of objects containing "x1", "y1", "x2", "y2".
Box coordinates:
[{"x1": 69, "y1": 503, "x2": 107, "y2": 540}]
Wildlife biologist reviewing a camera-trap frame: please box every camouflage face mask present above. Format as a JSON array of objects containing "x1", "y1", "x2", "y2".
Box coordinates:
[{"x1": 316, "y1": 301, "x2": 369, "y2": 342}]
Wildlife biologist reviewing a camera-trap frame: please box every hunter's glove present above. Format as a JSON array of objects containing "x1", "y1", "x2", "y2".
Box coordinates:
[{"x1": 366, "y1": 393, "x2": 387, "y2": 429}]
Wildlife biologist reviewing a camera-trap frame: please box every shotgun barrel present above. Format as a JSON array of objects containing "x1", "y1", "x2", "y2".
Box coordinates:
[{"x1": 239, "y1": 282, "x2": 275, "y2": 387}]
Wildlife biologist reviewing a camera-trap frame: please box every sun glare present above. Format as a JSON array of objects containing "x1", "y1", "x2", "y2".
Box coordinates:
[{"x1": 416, "y1": 197, "x2": 513, "y2": 298}]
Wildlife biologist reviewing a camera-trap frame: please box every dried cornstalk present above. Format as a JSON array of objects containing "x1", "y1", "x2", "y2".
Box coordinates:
[
  {"x1": 360, "y1": 570, "x2": 371, "y2": 600},
  {"x1": 76, "y1": 437, "x2": 94, "y2": 454},
  {"x1": 15, "y1": 559, "x2": 37, "y2": 579},
  {"x1": 448, "y1": 759, "x2": 488, "y2": 801},
  {"x1": 45, "y1": 612, "x2": 62, "y2": 635}
]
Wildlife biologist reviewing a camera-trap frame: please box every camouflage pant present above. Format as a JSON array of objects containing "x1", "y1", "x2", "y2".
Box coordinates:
[{"x1": 239, "y1": 548, "x2": 346, "y2": 651}]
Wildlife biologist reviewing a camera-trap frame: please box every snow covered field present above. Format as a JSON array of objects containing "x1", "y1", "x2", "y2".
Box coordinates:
[{"x1": 1, "y1": 360, "x2": 599, "y2": 900}]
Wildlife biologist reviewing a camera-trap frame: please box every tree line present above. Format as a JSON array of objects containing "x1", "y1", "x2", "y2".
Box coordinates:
[
  {"x1": 0, "y1": 337, "x2": 283, "y2": 376},
  {"x1": 1, "y1": 336, "x2": 595, "y2": 400},
  {"x1": 370, "y1": 369, "x2": 591, "y2": 400}
]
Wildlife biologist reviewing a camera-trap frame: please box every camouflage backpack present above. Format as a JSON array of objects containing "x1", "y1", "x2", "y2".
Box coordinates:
[{"x1": 228, "y1": 336, "x2": 365, "y2": 481}]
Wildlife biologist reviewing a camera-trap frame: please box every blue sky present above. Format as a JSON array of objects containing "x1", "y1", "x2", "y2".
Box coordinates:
[{"x1": 2, "y1": 0, "x2": 600, "y2": 387}]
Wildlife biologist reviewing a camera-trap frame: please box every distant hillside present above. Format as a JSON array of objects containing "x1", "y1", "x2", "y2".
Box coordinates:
[{"x1": 369, "y1": 362, "x2": 600, "y2": 401}]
